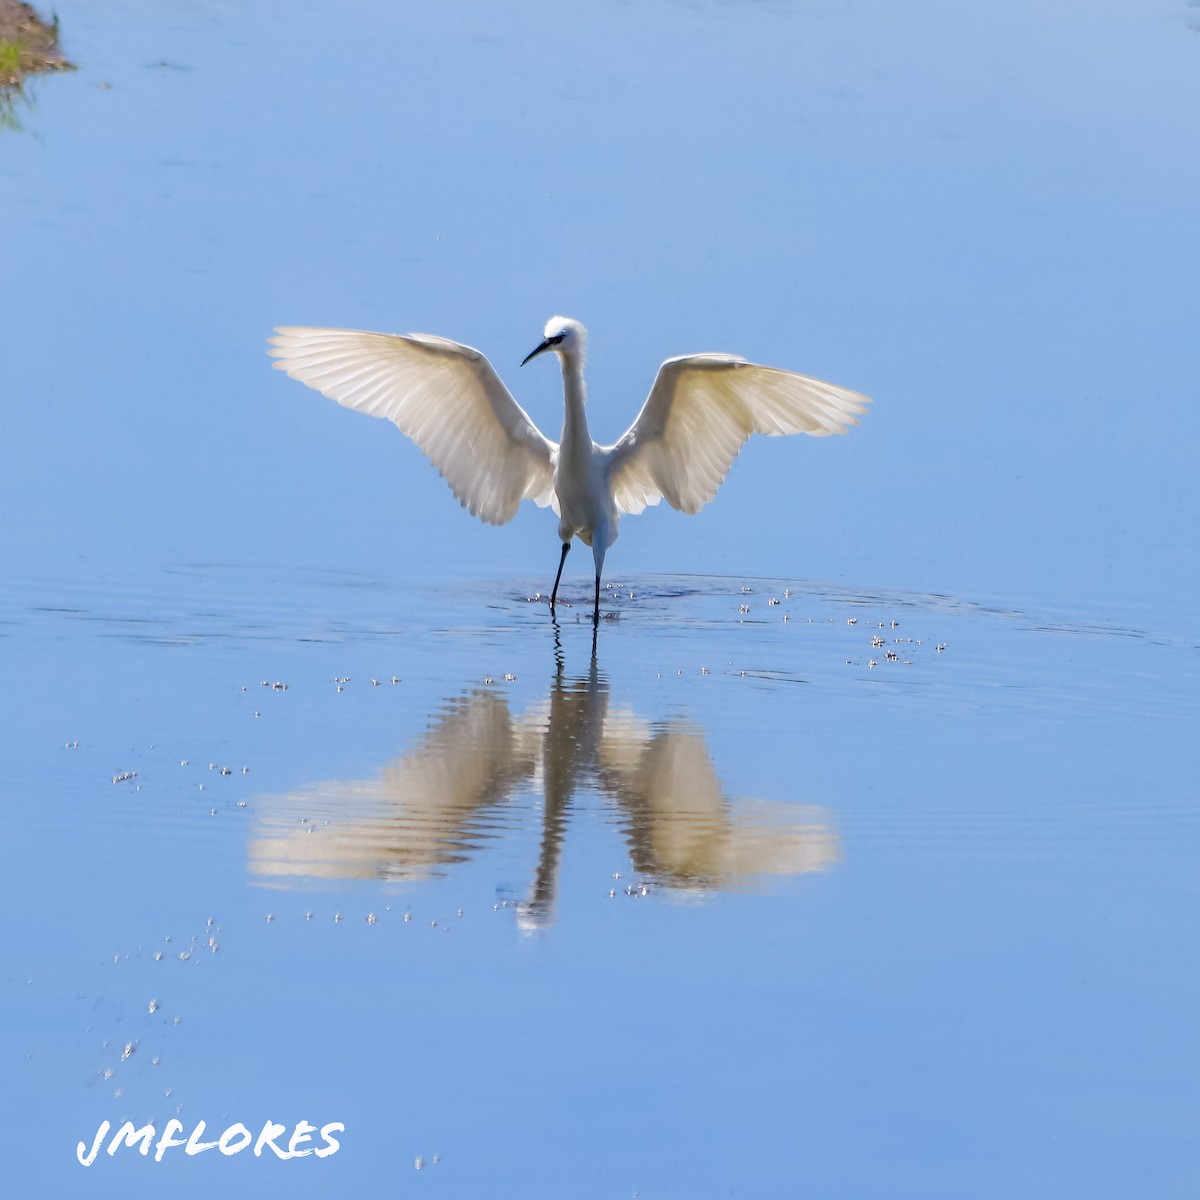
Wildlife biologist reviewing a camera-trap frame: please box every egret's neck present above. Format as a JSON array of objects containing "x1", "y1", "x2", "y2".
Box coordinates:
[{"x1": 559, "y1": 354, "x2": 591, "y2": 448}]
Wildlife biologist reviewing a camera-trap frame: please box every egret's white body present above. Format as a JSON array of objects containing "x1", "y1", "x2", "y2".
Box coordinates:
[{"x1": 268, "y1": 317, "x2": 869, "y2": 622}]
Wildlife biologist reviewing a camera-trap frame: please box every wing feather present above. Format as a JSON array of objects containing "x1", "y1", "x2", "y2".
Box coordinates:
[
  {"x1": 605, "y1": 353, "x2": 870, "y2": 515},
  {"x1": 269, "y1": 326, "x2": 558, "y2": 524}
]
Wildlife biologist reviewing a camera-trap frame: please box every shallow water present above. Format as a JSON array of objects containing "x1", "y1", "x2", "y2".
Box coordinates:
[
  {"x1": 7, "y1": 567, "x2": 1197, "y2": 1196},
  {"x1": 5, "y1": 0, "x2": 1199, "y2": 1196}
]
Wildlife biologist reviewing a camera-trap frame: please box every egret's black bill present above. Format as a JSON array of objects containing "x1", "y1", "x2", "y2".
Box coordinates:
[{"x1": 521, "y1": 332, "x2": 564, "y2": 367}]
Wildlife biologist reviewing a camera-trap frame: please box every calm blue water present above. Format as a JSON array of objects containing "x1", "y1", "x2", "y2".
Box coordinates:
[{"x1": 3, "y1": 1, "x2": 1198, "y2": 1196}]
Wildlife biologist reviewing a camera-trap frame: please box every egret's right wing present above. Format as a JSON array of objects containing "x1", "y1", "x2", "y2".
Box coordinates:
[
  {"x1": 269, "y1": 326, "x2": 558, "y2": 524},
  {"x1": 606, "y1": 353, "x2": 870, "y2": 516}
]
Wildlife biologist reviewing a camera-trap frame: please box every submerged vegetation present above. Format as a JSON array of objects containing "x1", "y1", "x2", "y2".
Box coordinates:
[{"x1": 1, "y1": 1, "x2": 74, "y2": 129}]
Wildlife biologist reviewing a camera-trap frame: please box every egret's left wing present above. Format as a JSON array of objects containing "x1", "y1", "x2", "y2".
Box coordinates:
[
  {"x1": 605, "y1": 354, "x2": 870, "y2": 516},
  {"x1": 269, "y1": 326, "x2": 557, "y2": 524}
]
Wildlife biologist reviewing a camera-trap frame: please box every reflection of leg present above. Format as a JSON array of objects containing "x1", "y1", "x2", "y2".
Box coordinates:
[
  {"x1": 518, "y1": 759, "x2": 572, "y2": 932},
  {"x1": 551, "y1": 609, "x2": 565, "y2": 675},
  {"x1": 549, "y1": 541, "x2": 570, "y2": 609}
]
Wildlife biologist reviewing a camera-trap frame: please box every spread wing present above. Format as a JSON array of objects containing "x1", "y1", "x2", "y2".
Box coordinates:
[
  {"x1": 269, "y1": 326, "x2": 558, "y2": 524},
  {"x1": 605, "y1": 354, "x2": 870, "y2": 516}
]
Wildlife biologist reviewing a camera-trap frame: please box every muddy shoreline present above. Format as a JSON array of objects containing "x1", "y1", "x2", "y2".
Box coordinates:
[{"x1": 0, "y1": 0, "x2": 73, "y2": 91}]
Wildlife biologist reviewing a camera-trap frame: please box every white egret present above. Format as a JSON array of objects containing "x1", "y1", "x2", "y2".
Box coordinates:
[{"x1": 268, "y1": 317, "x2": 870, "y2": 623}]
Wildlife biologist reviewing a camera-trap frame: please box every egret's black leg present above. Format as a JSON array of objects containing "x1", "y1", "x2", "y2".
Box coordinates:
[
  {"x1": 593, "y1": 572, "x2": 601, "y2": 626},
  {"x1": 549, "y1": 542, "x2": 571, "y2": 610}
]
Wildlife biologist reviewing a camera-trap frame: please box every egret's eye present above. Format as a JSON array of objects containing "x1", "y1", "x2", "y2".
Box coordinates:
[{"x1": 549, "y1": 332, "x2": 567, "y2": 345}]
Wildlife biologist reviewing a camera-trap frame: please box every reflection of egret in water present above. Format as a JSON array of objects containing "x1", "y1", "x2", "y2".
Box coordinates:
[{"x1": 248, "y1": 632, "x2": 839, "y2": 926}]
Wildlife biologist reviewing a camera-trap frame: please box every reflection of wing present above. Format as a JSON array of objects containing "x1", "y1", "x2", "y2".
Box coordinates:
[
  {"x1": 598, "y1": 710, "x2": 839, "y2": 887},
  {"x1": 248, "y1": 691, "x2": 538, "y2": 884}
]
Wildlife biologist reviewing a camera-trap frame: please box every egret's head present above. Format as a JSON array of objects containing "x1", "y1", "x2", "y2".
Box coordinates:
[{"x1": 521, "y1": 316, "x2": 587, "y2": 367}]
